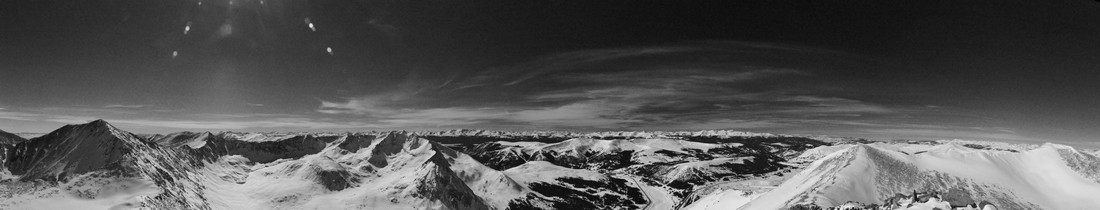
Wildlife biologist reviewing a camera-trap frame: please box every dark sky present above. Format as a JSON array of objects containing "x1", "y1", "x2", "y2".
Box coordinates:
[{"x1": 2, "y1": 0, "x2": 1099, "y2": 146}]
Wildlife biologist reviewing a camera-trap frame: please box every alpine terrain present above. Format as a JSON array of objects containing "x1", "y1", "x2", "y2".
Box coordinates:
[{"x1": 1, "y1": 121, "x2": 1098, "y2": 210}]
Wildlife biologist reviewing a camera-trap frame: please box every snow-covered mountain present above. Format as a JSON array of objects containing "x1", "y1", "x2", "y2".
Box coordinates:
[
  {"x1": 195, "y1": 132, "x2": 506, "y2": 210},
  {"x1": 418, "y1": 129, "x2": 775, "y2": 138},
  {"x1": 5, "y1": 121, "x2": 754, "y2": 209},
  {"x1": 459, "y1": 135, "x2": 829, "y2": 207},
  {"x1": 1, "y1": 120, "x2": 209, "y2": 209},
  {"x1": 698, "y1": 142, "x2": 1100, "y2": 210},
  {"x1": 415, "y1": 129, "x2": 841, "y2": 144},
  {"x1": 2, "y1": 120, "x2": 1097, "y2": 210}
]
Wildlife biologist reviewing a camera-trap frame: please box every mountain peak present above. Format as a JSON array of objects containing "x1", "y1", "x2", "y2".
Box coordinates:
[
  {"x1": 86, "y1": 119, "x2": 116, "y2": 130},
  {"x1": 5, "y1": 119, "x2": 148, "y2": 180}
]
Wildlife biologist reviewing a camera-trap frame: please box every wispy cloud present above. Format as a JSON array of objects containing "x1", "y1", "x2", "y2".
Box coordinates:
[
  {"x1": 0, "y1": 109, "x2": 41, "y2": 121},
  {"x1": 317, "y1": 98, "x2": 638, "y2": 129},
  {"x1": 4, "y1": 42, "x2": 967, "y2": 137},
  {"x1": 103, "y1": 104, "x2": 151, "y2": 109},
  {"x1": 314, "y1": 42, "x2": 912, "y2": 132},
  {"x1": 771, "y1": 96, "x2": 895, "y2": 114},
  {"x1": 316, "y1": 93, "x2": 419, "y2": 116},
  {"x1": 306, "y1": 41, "x2": 1048, "y2": 143},
  {"x1": 0, "y1": 106, "x2": 380, "y2": 132},
  {"x1": 382, "y1": 108, "x2": 508, "y2": 126},
  {"x1": 510, "y1": 101, "x2": 642, "y2": 128},
  {"x1": 102, "y1": 118, "x2": 379, "y2": 130},
  {"x1": 0, "y1": 41, "x2": 1050, "y2": 144}
]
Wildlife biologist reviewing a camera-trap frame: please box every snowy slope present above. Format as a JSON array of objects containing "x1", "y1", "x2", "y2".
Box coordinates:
[
  {"x1": 190, "y1": 132, "x2": 521, "y2": 210},
  {"x1": 742, "y1": 142, "x2": 1100, "y2": 209},
  {"x1": 788, "y1": 144, "x2": 854, "y2": 164},
  {"x1": 682, "y1": 189, "x2": 760, "y2": 210}
]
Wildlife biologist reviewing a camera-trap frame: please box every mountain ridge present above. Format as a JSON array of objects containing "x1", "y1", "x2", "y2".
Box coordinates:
[
  {"x1": 2, "y1": 120, "x2": 1097, "y2": 210},
  {"x1": 738, "y1": 142, "x2": 1100, "y2": 209}
]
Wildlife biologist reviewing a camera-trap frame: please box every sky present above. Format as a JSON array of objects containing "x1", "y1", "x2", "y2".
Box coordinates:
[{"x1": 1, "y1": 0, "x2": 1099, "y2": 146}]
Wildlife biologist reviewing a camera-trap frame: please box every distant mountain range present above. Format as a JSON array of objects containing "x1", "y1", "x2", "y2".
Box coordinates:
[{"x1": 1, "y1": 120, "x2": 1098, "y2": 210}]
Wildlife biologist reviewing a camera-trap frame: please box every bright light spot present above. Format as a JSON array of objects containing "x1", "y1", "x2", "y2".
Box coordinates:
[
  {"x1": 172, "y1": 51, "x2": 179, "y2": 58},
  {"x1": 198, "y1": 1, "x2": 202, "y2": 6},
  {"x1": 304, "y1": 18, "x2": 316, "y2": 31},
  {"x1": 260, "y1": 0, "x2": 264, "y2": 4},
  {"x1": 183, "y1": 23, "x2": 190, "y2": 35},
  {"x1": 326, "y1": 47, "x2": 334, "y2": 55}
]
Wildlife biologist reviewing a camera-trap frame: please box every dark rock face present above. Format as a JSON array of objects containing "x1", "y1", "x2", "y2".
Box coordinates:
[
  {"x1": 367, "y1": 132, "x2": 409, "y2": 168},
  {"x1": 420, "y1": 135, "x2": 572, "y2": 148},
  {"x1": 337, "y1": 134, "x2": 376, "y2": 152},
  {"x1": 686, "y1": 136, "x2": 830, "y2": 158},
  {"x1": 416, "y1": 152, "x2": 492, "y2": 210},
  {"x1": 5, "y1": 120, "x2": 142, "y2": 180},
  {"x1": 508, "y1": 177, "x2": 646, "y2": 210},
  {"x1": 184, "y1": 134, "x2": 331, "y2": 164},
  {"x1": 463, "y1": 142, "x2": 638, "y2": 171},
  {"x1": 0, "y1": 129, "x2": 25, "y2": 145},
  {"x1": 0, "y1": 129, "x2": 26, "y2": 168},
  {"x1": 316, "y1": 169, "x2": 355, "y2": 191},
  {"x1": 461, "y1": 142, "x2": 531, "y2": 170},
  {"x1": 961, "y1": 143, "x2": 1019, "y2": 152}
]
